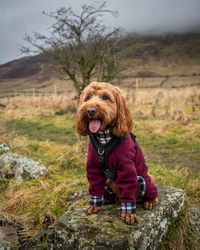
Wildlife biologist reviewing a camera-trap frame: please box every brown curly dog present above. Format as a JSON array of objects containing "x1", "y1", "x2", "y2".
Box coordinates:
[{"x1": 75, "y1": 82, "x2": 158, "y2": 225}]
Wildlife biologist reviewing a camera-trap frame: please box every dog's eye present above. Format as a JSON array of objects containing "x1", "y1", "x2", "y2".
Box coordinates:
[
  {"x1": 86, "y1": 96, "x2": 90, "y2": 101},
  {"x1": 102, "y1": 95, "x2": 109, "y2": 101}
]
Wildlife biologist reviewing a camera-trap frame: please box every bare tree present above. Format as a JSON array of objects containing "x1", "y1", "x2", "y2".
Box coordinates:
[{"x1": 20, "y1": 2, "x2": 124, "y2": 96}]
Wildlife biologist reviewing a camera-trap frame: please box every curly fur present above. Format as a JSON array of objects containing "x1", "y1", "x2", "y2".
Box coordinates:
[{"x1": 75, "y1": 82, "x2": 133, "y2": 138}]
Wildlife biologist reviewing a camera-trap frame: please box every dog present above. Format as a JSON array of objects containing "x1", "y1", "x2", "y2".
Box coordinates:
[{"x1": 75, "y1": 82, "x2": 158, "y2": 225}]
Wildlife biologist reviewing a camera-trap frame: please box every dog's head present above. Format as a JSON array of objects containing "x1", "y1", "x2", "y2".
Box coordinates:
[{"x1": 75, "y1": 82, "x2": 133, "y2": 138}]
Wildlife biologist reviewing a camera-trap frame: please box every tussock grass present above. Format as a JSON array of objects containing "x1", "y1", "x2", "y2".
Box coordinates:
[
  {"x1": 0, "y1": 140, "x2": 88, "y2": 234},
  {"x1": 160, "y1": 208, "x2": 199, "y2": 250}
]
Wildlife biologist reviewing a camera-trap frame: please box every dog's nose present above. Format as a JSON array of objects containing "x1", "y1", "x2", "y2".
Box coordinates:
[{"x1": 87, "y1": 107, "x2": 97, "y2": 116}]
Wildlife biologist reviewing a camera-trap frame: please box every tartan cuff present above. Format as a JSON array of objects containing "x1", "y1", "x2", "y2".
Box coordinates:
[
  {"x1": 120, "y1": 202, "x2": 136, "y2": 214},
  {"x1": 89, "y1": 195, "x2": 104, "y2": 207},
  {"x1": 137, "y1": 176, "x2": 146, "y2": 197}
]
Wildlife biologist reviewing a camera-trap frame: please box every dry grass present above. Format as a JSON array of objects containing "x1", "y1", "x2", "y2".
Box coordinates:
[
  {"x1": 1, "y1": 85, "x2": 199, "y2": 120},
  {"x1": 0, "y1": 139, "x2": 88, "y2": 226},
  {"x1": 125, "y1": 86, "x2": 200, "y2": 121},
  {"x1": 1, "y1": 93, "x2": 76, "y2": 110},
  {"x1": 2, "y1": 188, "x2": 33, "y2": 213}
]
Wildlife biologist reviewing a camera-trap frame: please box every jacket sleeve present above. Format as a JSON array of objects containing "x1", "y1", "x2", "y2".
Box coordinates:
[
  {"x1": 134, "y1": 142, "x2": 158, "y2": 201},
  {"x1": 86, "y1": 142, "x2": 106, "y2": 197},
  {"x1": 115, "y1": 159, "x2": 138, "y2": 203}
]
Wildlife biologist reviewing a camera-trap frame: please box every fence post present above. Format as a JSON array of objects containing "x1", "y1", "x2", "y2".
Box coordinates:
[
  {"x1": 32, "y1": 88, "x2": 35, "y2": 97},
  {"x1": 151, "y1": 91, "x2": 163, "y2": 117},
  {"x1": 54, "y1": 84, "x2": 57, "y2": 96}
]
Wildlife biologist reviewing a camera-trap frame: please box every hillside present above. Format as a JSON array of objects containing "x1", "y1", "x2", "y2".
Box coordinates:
[{"x1": 0, "y1": 33, "x2": 200, "y2": 97}]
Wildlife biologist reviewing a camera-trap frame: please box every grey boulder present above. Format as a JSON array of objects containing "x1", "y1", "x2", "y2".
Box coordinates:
[
  {"x1": 0, "y1": 153, "x2": 48, "y2": 182},
  {"x1": 47, "y1": 185, "x2": 186, "y2": 250}
]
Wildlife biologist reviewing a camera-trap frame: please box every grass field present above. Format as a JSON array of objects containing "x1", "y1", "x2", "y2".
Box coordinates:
[{"x1": 0, "y1": 86, "x2": 200, "y2": 249}]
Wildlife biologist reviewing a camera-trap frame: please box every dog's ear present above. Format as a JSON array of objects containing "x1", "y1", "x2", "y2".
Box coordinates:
[{"x1": 112, "y1": 88, "x2": 133, "y2": 138}]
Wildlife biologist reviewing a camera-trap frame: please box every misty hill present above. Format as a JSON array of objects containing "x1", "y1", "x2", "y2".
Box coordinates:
[
  {"x1": 122, "y1": 33, "x2": 200, "y2": 76},
  {"x1": 0, "y1": 33, "x2": 200, "y2": 96},
  {"x1": 0, "y1": 54, "x2": 55, "y2": 81}
]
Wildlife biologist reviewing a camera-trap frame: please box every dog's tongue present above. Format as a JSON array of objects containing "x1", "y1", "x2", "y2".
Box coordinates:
[{"x1": 89, "y1": 120, "x2": 101, "y2": 133}]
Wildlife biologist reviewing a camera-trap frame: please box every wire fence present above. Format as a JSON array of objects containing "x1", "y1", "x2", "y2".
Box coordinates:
[{"x1": 0, "y1": 79, "x2": 200, "y2": 99}]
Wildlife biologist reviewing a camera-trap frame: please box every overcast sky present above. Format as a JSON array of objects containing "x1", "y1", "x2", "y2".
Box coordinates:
[{"x1": 0, "y1": 0, "x2": 200, "y2": 65}]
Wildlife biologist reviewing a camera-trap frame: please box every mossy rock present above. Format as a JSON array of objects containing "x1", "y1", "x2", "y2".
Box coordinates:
[{"x1": 47, "y1": 186, "x2": 186, "y2": 249}]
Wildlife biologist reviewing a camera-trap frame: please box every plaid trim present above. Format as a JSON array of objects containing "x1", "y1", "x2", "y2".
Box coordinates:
[
  {"x1": 120, "y1": 202, "x2": 136, "y2": 214},
  {"x1": 137, "y1": 176, "x2": 146, "y2": 197},
  {"x1": 95, "y1": 129, "x2": 112, "y2": 145},
  {"x1": 89, "y1": 195, "x2": 104, "y2": 206}
]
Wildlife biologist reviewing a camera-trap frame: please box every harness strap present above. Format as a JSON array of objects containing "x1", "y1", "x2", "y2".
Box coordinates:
[
  {"x1": 130, "y1": 131, "x2": 137, "y2": 150},
  {"x1": 102, "y1": 168, "x2": 117, "y2": 180},
  {"x1": 90, "y1": 134, "x2": 123, "y2": 168},
  {"x1": 90, "y1": 132, "x2": 137, "y2": 180}
]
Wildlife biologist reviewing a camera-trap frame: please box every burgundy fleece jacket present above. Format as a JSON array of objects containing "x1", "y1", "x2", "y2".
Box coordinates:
[{"x1": 86, "y1": 134, "x2": 157, "y2": 203}]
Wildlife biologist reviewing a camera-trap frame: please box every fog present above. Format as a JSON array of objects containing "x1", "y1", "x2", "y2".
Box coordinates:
[{"x1": 0, "y1": 0, "x2": 200, "y2": 64}]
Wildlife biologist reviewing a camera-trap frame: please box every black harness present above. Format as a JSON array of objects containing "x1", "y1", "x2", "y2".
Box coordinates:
[{"x1": 89, "y1": 132, "x2": 137, "y2": 180}]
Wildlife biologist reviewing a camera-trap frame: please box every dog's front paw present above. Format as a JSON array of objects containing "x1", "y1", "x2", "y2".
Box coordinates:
[
  {"x1": 144, "y1": 197, "x2": 158, "y2": 210},
  {"x1": 121, "y1": 213, "x2": 138, "y2": 225},
  {"x1": 86, "y1": 205, "x2": 100, "y2": 214}
]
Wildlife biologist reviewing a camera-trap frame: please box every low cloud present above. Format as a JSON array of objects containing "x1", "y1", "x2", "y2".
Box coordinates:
[{"x1": 0, "y1": 0, "x2": 200, "y2": 64}]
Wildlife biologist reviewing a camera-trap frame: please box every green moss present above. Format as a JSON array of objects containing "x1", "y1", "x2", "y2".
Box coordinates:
[{"x1": 105, "y1": 232, "x2": 116, "y2": 237}]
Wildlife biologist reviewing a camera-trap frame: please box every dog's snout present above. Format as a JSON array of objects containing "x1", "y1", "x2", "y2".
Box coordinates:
[{"x1": 87, "y1": 107, "x2": 97, "y2": 116}]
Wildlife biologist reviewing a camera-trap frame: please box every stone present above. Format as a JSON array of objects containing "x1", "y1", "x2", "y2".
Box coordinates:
[
  {"x1": 188, "y1": 205, "x2": 200, "y2": 242},
  {"x1": 68, "y1": 190, "x2": 88, "y2": 201},
  {"x1": 0, "y1": 238, "x2": 13, "y2": 250},
  {"x1": 0, "y1": 143, "x2": 10, "y2": 152},
  {"x1": 47, "y1": 186, "x2": 186, "y2": 250},
  {"x1": 0, "y1": 153, "x2": 48, "y2": 182},
  {"x1": 0, "y1": 226, "x2": 20, "y2": 249}
]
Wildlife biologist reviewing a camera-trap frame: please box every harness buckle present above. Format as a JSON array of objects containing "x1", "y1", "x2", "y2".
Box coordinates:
[{"x1": 98, "y1": 148, "x2": 104, "y2": 155}]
